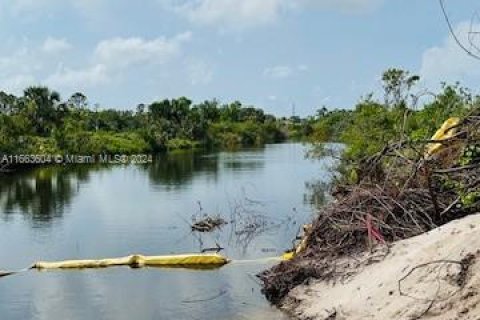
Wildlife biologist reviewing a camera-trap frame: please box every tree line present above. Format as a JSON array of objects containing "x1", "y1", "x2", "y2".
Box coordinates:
[
  {"x1": 0, "y1": 88, "x2": 289, "y2": 155},
  {"x1": 1, "y1": 68, "x2": 476, "y2": 160}
]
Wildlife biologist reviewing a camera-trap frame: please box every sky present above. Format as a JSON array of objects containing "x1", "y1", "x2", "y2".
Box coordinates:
[{"x1": 0, "y1": 0, "x2": 479, "y2": 116}]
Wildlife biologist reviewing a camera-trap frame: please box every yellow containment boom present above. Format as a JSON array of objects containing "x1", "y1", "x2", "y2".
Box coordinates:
[
  {"x1": 281, "y1": 251, "x2": 295, "y2": 261},
  {"x1": 33, "y1": 253, "x2": 230, "y2": 270},
  {"x1": 281, "y1": 224, "x2": 312, "y2": 261},
  {"x1": 425, "y1": 117, "x2": 461, "y2": 157},
  {"x1": 2, "y1": 237, "x2": 306, "y2": 276}
]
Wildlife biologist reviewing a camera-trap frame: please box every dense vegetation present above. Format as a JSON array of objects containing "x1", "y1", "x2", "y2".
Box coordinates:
[
  {"x1": 0, "y1": 68, "x2": 477, "y2": 162},
  {"x1": 307, "y1": 68, "x2": 475, "y2": 161},
  {"x1": 0, "y1": 89, "x2": 288, "y2": 156}
]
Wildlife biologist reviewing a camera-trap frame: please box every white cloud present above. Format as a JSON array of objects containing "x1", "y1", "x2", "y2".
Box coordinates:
[
  {"x1": 94, "y1": 32, "x2": 192, "y2": 69},
  {"x1": 162, "y1": 0, "x2": 383, "y2": 29},
  {"x1": 187, "y1": 60, "x2": 213, "y2": 85},
  {"x1": 297, "y1": 0, "x2": 383, "y2": 14},
  {"x1": 0, "y1": 31, "x2": 193, "y2": 95},
  {"x1": 43, "y1": 32, "x2": 193, "y2": 90},
  {"x1": 420, "y1": 22, "x2": 480, "y2": 86},
  {"x1": 170, "y1": 0, "x2": 284, "y2": 28},
  {"x1": 45, "y1": 64, "x2": 109, "y2": 90},
  {"x1": 0, "y1": 74, "x2": 37, "y2": 93},
  {"x1": 70, "y1": 0, "x2": 106, "y2": 11},
  {"x1": 8, "y1": 0, "x2": 49, "y2": 13},
  {"x1": 263, "y1": 64, "x2": 308, "y2": 79},
  {"x1": 0, "y1": 47, "x2": 41, "y2": 93},
  {"x1": 298, "y1": 64, "x2": 309, "y2": 72},
  {"x1": 264, "y1": 65, "x2": 293, "y2": 79},
  {"x1": 42, "y1": 37, "x2": 72, "y2": 54},
  {"x1": 7, "y1": 0, "x2": 106, "y2": 14}
]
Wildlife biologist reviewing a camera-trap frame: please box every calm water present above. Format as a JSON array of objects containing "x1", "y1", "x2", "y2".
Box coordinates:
[{"x1": 0, "y1": 143, "x2": 333, "y2": 320}]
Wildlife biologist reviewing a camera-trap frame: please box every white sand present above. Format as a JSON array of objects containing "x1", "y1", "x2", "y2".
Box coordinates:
[{"x1": 283, "y1": 213, "x2": 480, "y2": 320}]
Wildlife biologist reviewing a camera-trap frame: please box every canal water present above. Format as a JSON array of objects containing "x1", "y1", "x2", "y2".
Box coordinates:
[{"x1": 0, "y1": 143, "x2": 334, "y2": 320}]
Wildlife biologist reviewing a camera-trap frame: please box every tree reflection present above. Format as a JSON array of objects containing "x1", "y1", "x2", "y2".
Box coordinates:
[
  {"x1": 222, "y1": 159, "x2": 264, "y2": 171},
  {"x1": 143, "y1": 150, "x2": 267, "y2": 190},
  {"x1": 304, "y1": 180, "x2": 331, "y2": 210},
  {"x1": 142, "y1": 151, "x2": 219, "y2": 189},
  {"x1": 0, "y1": 166, "x2": 100, "y2": 226},
  {"x1": 0, "y1": 149, "x2": 269, "y2": 226}
]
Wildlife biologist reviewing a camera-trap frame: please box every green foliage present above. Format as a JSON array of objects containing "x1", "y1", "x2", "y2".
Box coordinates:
[
  {"x1": 309, "y1": 70, "x2": 474, "y2": 161},
  {"x1": 311, "y1": 109, "x2": 353, "y2": 142},
  {"x1": 287, "y1": 117, "x2": 315, "y2": 141},
  {"x1": 441, "y1": 144, "x2": 480, "y2": 208},
  {"x1": 207, "y1": 120, "x2": 285, "y2": 150},
  {"x1": 165, "y1": 138, "x2": 201, "y2": 151},
  {"x1": 381, "y1": 68, "x2": 420, "y2": 108},
  {"x1": 459, "y1": 144, "x2": 480, "y2": 166},
  {"x1": 409, "y1": 84, "x2": 471, "y2": 141},
  {"x1": 0, "y1": 90, "x2": 286, "y2": 156},
  {"x1": 461, "y1": 192, "x2": 480, "y2": 207},
  {"x1": 2, "y1": 67, "x2": 473, "y2": 160},
  {"x1": 22, "y1": 86, "x2": 63, "y2": 136},
  {"x1": 22, "y1": 136, "x2": 60, "y2": 154},
  {"x1": 341, "y1": 101, "x2": 398, "y2": 159},
  {"x1": 59, "y1": 131, "x2": 150, "y2": 154}
]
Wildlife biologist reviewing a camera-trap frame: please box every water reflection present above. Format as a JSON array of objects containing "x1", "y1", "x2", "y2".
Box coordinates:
[
  {"x1": 0, "y1": 166, "x2": 101, "y2": 226},
  {"x1": 143, "y1": 149, "x2": 266, "y2": 189},
  {"x1": 304, "y1": 180, "x2": 331, "y2": 209},
  {"x1": 143, "y1": 151, "x2": 219, "y2": 188},
  {"x1": 223, "y1": 159, "x2": 264, "y2": 171},
  {"x1": 0, "y1": 149, "x2": 269, "y2": 226},
  {"x1": 0, "y1": 143, "x2": 331, "y2": 320}
]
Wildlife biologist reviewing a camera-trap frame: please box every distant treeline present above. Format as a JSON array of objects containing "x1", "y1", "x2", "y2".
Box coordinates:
[
  {"x1": 1, "y1": 68, "x2": 475, "y2": 159},
  {"x1": 0, "y1": 89, "x2": 295, "y2": 155}
]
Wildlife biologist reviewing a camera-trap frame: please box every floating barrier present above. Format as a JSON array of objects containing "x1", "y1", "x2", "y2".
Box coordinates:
[
  {"x1": 0, "y1": 252, "x2": 293, "y2": 278},
  {"x1": 0, "y1": 225, "x2": 312, "y2": 277},
  {"x1": 33, "y1": 253, "x2": 230, "y2": 270},
  {"x1": 281, "y1": 224, "x2": 312, "y2": 261},
  {"x1": 281, "y1": 251, "x2": 295, "y2": 261}
]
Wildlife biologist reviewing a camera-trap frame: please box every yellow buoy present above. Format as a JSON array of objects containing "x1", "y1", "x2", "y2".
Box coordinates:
[{"x1": 33, "y1": 253, "x2": 230, "y2": 270}]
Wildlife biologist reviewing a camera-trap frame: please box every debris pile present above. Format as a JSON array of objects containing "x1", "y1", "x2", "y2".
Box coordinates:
[
  {"x1": 259, "y1": 113, "x2": 480, "y2": 304},
  {"x1": 191, "y1": 216, "x2": 227, "y2": 233}
]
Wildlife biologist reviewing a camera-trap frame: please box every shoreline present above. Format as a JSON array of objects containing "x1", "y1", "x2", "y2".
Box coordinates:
[
  {"x1": 0, "y1": 143, "x2": 288, "y2": 174},
  {"x1": 276, "y1": 213, "x2": 480, "y2": 320}
]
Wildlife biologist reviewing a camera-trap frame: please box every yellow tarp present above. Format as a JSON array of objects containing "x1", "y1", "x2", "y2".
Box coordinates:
[
  {"x1": 33, "y1": 253, "x2": 230, "y2": 270},
  {"x1": 425, "y1": 117, "x2": 461, "y2": 157}
]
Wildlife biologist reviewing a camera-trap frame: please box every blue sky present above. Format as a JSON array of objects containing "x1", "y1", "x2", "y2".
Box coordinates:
[{"x1": 0, "y1": 0, "x2": 479, "y2": 116}]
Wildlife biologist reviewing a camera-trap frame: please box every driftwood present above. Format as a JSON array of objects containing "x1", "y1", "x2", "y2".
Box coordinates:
[
  {"x1": 397, "y1": 253, "x2": 476, "y2": 320},
  {"x1": 191, "y1": 216, "x2": 227, "y2": 232}
]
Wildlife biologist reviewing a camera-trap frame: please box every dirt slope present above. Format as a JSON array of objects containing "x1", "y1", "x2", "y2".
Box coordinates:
[{"x1": 282, "y1": 213, "x2": 480, "y2": 320}]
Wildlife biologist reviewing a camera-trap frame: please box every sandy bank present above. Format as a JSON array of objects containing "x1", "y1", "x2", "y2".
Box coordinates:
[{"x1": 282, "y1": 213, "x2": 480, "y2": 320}]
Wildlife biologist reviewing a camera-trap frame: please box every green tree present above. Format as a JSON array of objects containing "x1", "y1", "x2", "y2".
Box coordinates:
[
  {"x1": 68, "y1": 92, "x2": 88, "y2": 109},
  {"x1": 382, "y1": 68, "x2": 420, "y2": 109},
  {"x1": 23, "y1": 86, "x2": 62, "y2": 136}
]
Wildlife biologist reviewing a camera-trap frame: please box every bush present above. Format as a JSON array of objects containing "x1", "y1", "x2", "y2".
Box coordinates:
[
  {"x1": 62, "y1": 131, "x2": 150, "y2": 154},
  {"x1": 165, "y1": 138, "x2": 200, "y2": 151}
]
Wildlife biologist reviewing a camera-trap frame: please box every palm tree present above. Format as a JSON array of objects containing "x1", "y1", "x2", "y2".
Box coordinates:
[{"x1": 23, "y1": 86, "x2": 62, "y2": 136}]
